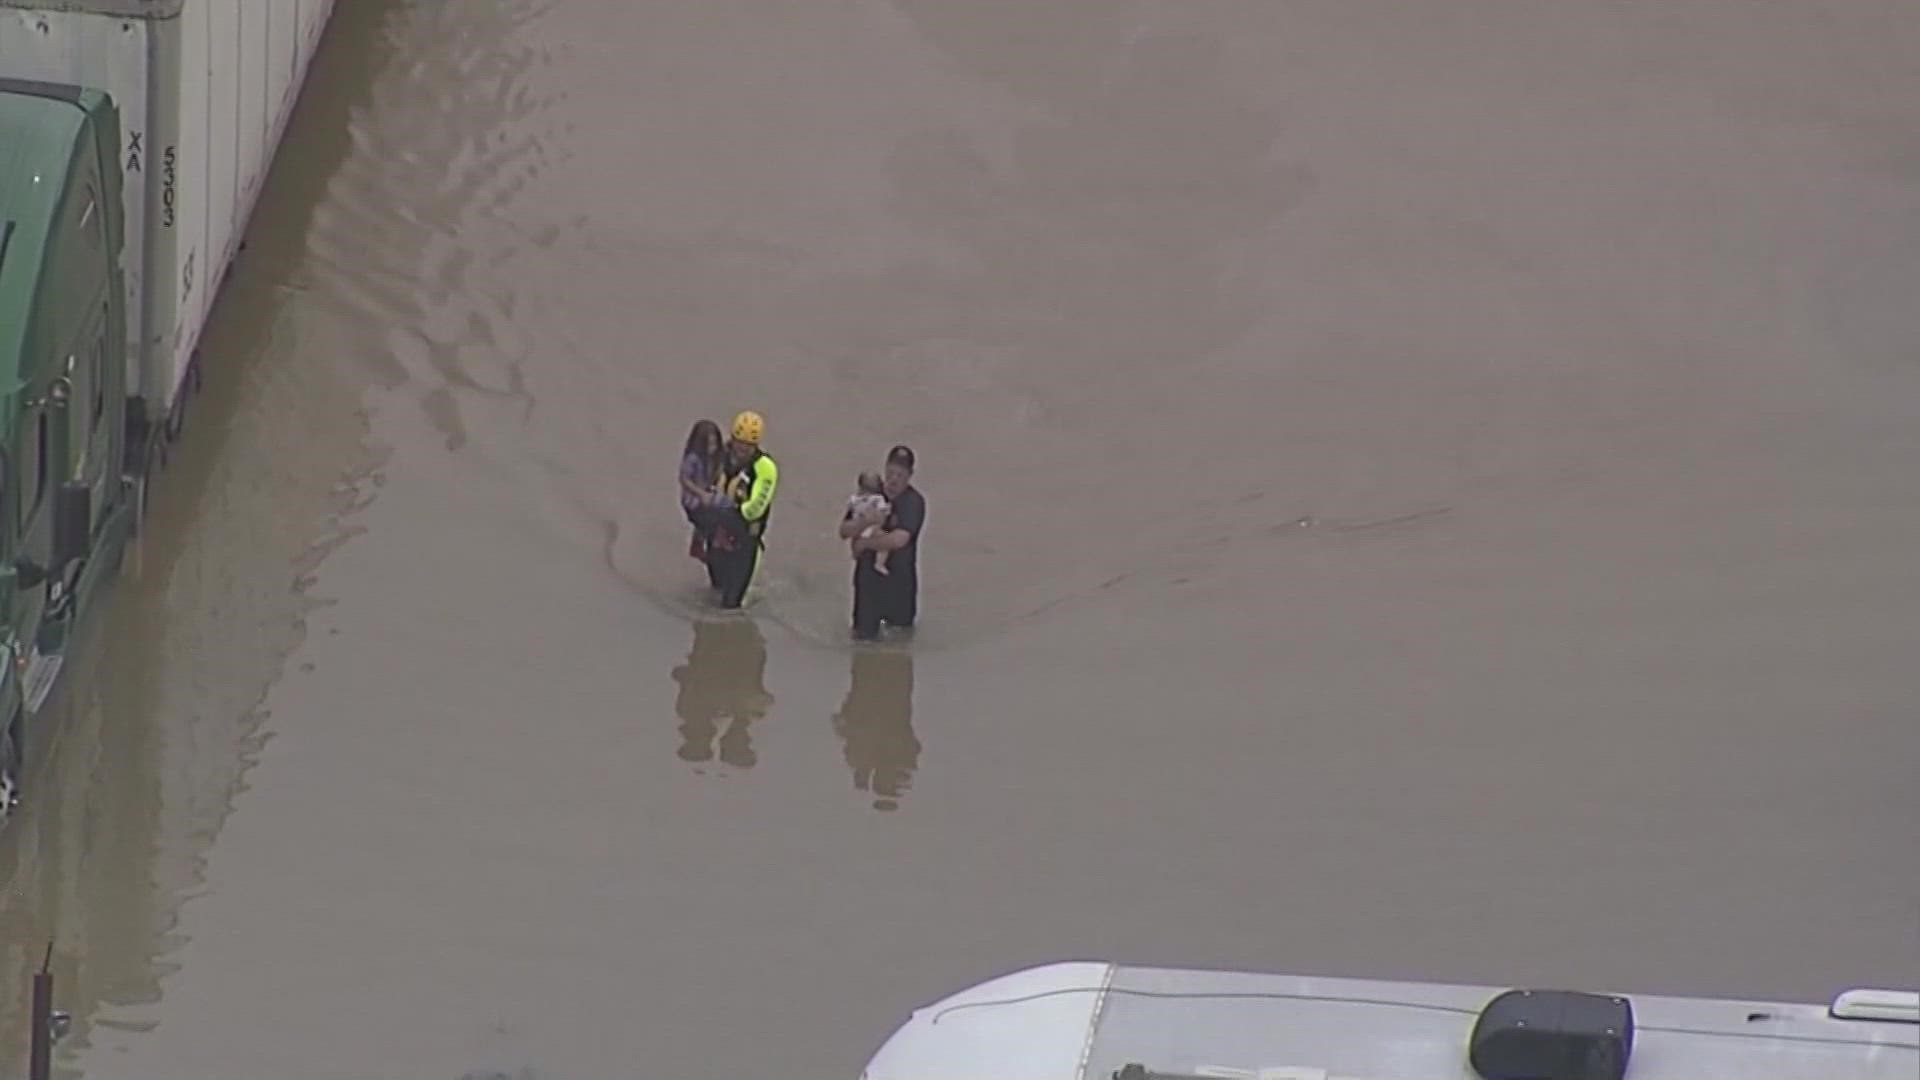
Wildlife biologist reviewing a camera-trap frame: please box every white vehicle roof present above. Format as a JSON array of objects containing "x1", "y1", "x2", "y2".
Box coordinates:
[{"x1": 861, "y1": 961, "x2": 1918, "y2": 1080}]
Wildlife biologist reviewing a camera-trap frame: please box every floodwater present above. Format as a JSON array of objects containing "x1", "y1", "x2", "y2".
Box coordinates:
[{"x1": 4, "y1": 0, "x2": 1920, "y2": 1076}]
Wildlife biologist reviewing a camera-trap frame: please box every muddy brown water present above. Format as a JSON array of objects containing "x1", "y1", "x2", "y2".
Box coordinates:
[{"x1": 3, "y1": 1, "x2": 1919, "y2": 1076}]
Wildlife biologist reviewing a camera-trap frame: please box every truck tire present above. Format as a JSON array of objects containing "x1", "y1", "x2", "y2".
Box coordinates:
[{"x1": 0, "y1": 721, "x2": 20, "y2": 826}]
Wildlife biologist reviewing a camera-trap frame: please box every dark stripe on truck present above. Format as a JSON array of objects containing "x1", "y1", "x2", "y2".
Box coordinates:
[
  {"x1": 0, "y1": 220, "x2": 14, "y2": 278},
  {"x1": 0, "y1": 77, "x2": 87, "y2": 105}
]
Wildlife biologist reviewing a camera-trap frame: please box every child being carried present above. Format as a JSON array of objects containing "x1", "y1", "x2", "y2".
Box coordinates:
[{"x1": 846, "y1": 471, "x2": 893, "y2": 575}]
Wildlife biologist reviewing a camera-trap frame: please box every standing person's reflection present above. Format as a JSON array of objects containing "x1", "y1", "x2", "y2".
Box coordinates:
[
  {"x1": 833, "y1": 649, "x2": 920, "y2": 810},
  {"x1": 671, "y1": 618, "x2": 774, "y2": 771}
]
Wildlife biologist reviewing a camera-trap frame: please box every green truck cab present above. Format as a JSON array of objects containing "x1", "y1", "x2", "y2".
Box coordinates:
[{"x1": 0, "y1": 78, "x2": 138, "y2": 818}]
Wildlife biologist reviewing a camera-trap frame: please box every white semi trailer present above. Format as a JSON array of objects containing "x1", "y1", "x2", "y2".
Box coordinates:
[
  {"x1": 862, "y1": 961, "x2": 1920, "y2": 1080},
  {"x1": 0, "y1": 0, "x2": 336, "y2": 820}
]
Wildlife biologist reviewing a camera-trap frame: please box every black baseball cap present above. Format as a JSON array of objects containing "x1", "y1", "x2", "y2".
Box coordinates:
[{"x1": 887, "y1": 444, "x2": 916, "y2": 470}]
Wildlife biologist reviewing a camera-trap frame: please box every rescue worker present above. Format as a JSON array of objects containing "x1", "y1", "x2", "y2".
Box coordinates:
[{"x1": 707, "y1": 410, "x2": 779, "y2": 609}]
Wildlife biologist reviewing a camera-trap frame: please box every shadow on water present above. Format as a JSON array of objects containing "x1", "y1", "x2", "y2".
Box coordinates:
[
  {"x1": 0, "y1": 1, "x2": 404, "y2": 1073},
  {"x1": 671, "y1": 618, "x2": 775, "y2": 774},
  {"x1": 833, "y1": 649, "x2": 919, "y2": 812}
]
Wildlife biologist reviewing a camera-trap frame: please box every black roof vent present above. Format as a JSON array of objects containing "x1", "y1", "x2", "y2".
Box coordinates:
[{"x1": 1470, "y1": 988, "x2": 1635, "y2": 1080}]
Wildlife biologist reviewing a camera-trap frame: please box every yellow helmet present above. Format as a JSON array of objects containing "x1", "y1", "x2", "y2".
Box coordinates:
[{"x1": 731, "y1": 410, "x2": 765, "y2": 444}]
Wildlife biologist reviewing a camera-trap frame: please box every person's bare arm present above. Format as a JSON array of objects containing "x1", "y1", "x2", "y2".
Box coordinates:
[
  {"x1": 854, "y1": 493, "x2": 921, "y2": 553},
  {"x1": 858, "y1": 527, "x2": 911, "y2": 553}
]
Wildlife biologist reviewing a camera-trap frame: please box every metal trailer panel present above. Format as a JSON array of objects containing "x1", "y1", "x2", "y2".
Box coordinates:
[
  {"x1": 145, "y1": 3, "x2": 191, "y2": 408},
  {"x1": 208, "y1": 0, "x2": 236, "y2": 331},
  {"x1": 144, "y1": 0, "x2": 334, "y2": 415},
  {"x1": 191, "y1": 0, "x2": 237, "y2": 369},
  {"x1": 0, "y1": 7, "x2": 152, "y2": 393},
  {"x1": 2, "y1": 0, "x2": 334, "y2": 415},
  {"x1": 237, "y1": 2, "x2": 266, "y2": 198},
  {"x1": 0, "y1": 1, "x2": 187, "y2": 17}
]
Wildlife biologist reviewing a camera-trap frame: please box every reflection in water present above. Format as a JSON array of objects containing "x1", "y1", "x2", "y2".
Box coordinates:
[
  {"x1": 670, "y1": 618, "x2": 774, "y2": 772},
  {"x1": 833, "y1": 649, "x2": 919, "y2": 811}
]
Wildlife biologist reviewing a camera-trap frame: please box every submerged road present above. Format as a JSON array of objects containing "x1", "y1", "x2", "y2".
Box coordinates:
[{"x1": 3, "y1": 1, "x2": 1918, "y2": 1076}]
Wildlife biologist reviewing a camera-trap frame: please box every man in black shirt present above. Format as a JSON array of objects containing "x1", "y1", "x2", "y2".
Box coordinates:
[{"x1": 840, "y1": 445, "x2": 926, "y2": 641}]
